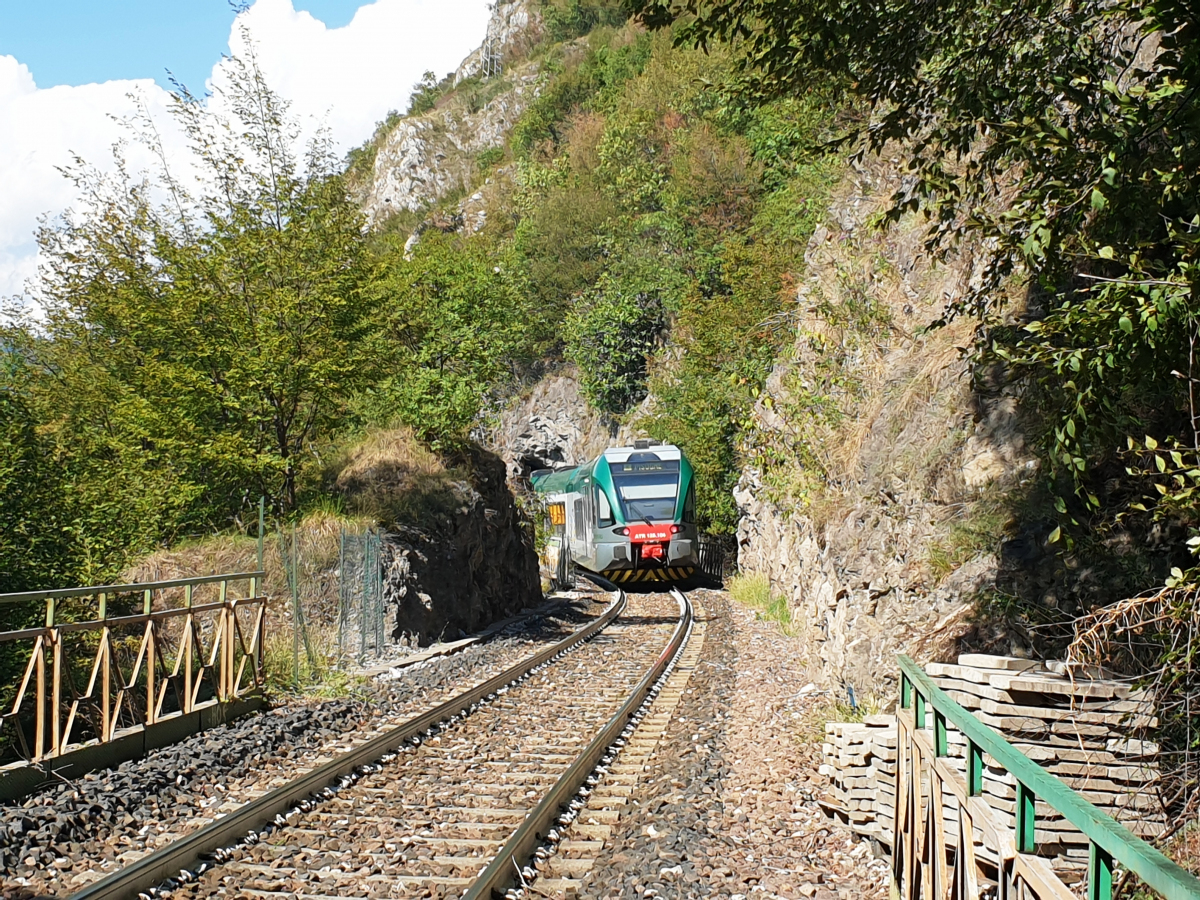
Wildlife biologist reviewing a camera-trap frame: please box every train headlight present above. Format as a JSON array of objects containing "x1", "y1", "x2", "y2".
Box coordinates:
[
  {"x1": 670, "y1": 524, "x2": 682, "y2": 534},
  {"x1": 614, "y1": 527, "x2": 629, "y2": 536}
]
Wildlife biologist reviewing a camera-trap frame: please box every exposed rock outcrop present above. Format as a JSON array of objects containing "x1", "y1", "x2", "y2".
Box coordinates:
[
  {"x1": 453, "y1": 0, "x2": 542, "y2": 85},
  {"x1": 360, "y1": 0, "x2": 543, "y2": 228},
  {"x1": 488, "y1": 369, "x2": 632, "y2": 484},
  {"x1": 735, "y1": 155, "x2": 1037, "y2": 694},
  {"x1": 381, "y1": 445, "x2": 541, "y2": 643}
]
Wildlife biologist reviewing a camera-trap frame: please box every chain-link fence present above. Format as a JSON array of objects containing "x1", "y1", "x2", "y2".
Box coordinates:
[
  {"x1": 337, "y1": 528, "x2": 387, "y2": 664},
  {"x1": 272, "y1": 523, "x2": 391, "y2": 683}
]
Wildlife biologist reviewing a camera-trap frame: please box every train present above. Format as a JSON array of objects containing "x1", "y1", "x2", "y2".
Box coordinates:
[{"x1": 530, "y1": 440, "x2": 698, "y2": 584}]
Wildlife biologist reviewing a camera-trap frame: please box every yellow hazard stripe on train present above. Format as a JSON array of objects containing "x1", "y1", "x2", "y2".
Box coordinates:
[{"x1": 602, "y1": 567, "x2": 694, "y2": 583}]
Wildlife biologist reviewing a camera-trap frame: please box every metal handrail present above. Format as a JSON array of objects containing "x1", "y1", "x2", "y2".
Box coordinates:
[
  {"x1": 0, "y1": 571, "x2": 266, "y2": 606},
  {"x1": 898, "y1": 655, "x2": 1200, "y2": 900},
  {"x1": 1, "y1": 571, "x2": 268, "y2": 762}
]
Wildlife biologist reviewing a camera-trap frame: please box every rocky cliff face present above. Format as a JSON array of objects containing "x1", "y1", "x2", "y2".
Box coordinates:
[
  {"x1": 452, "y1": 0, "x2": 542, "y2": 85},
  {"x1": 381, "y1": 445, "x2": 541, "y2": 643},
  {"x1": 359, "y1": 0, "x2": 543, "y2": 229},
  {"x1": 735, "y1": 155, "x2": 1036, "y2": 695},
  {"x1": 488, "y1": 368, "x2": 640, "y2": 485}
]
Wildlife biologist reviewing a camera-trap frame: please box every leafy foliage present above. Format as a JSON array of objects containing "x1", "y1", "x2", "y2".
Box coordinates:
[
  {"x1": 1, "y1": 12, "x2": 841, "y2": 582},
  {"x1": 0, "y1": 375, "x2": 70, "y2": 593},
  {"x1": 566, "y1": 262, "x2": 671, "y2": 414},
  {"x1": 540, "y1": 0, "x2": 628, "y2": 43},
  {"x1": 33, "y1": 57, "x2": 376, "y2": 530},
  {"x1": 503, "y1": 27, "x2": 839, "y2": 531},
  {"x1": 630, "y1": 0, "x2": 1200, "y2": 551},
  {"x1": 364, "y1": 233, "x2": 535, "y2": 444}
]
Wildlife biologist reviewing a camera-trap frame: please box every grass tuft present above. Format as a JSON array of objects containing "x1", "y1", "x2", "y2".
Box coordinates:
[
  {"x1": 795, "y1": 690, "x2": 888, "y2": 743},
  {"x1": 728, "y1": 572, "x2": 795, "y2": 635}
]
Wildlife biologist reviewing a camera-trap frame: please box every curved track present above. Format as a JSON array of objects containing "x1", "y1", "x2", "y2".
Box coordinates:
[{"x1": 63, "y1": 584, "x2": 695, "y2": 900}]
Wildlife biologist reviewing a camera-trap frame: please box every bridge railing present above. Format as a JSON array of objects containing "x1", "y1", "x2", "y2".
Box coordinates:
[
  {"x1": 0, "y1": 572, "x2": 266, "y2": 763},
  {"x1": 895, "y1": 654, "x2": 1200, "y2": 900}
]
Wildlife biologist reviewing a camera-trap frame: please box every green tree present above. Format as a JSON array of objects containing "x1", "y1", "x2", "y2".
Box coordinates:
[
  {"x1": 632, "y1": 0, "x2": 1200, "y2": 530},
  {"x1": 33, "y1": 51, "x2": 376, "y2": 540},
  {"x1": 0, "y1": 368, "x2": 70, "y2": 593},
  {"x1": 365, "y1": 233, "x2": 533, "y2": 444},
  {"x1": 565, "y1": 250, "x2": 679, "y2": 414}
]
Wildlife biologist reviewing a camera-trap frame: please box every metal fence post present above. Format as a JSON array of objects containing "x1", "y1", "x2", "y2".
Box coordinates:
[
  {"x1": 144, "y1": 588, "x2": 155, "y2": 725},
  {"x1": 219, "y1": 579, "x2": 231, "y2": 701},
  {"x1": 337, "y1": 529, "x2": 346, "y2": 664},
  {"x1": 100, "y1": 592, "x2": 111, "y2": 741},
  {"x1": 290, "y1": 527, "x2": 300, "y2": 686},
  {"x1": 49, "y1": 595, "x2": 61, "y2": 756},
  {"x1": 183, "y1": 583, "x2": 194, "y2": 714}
]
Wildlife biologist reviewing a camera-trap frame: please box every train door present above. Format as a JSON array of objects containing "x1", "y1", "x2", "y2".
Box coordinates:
[{"x1": 572, "y1": 498, "x2": 585, "y2": 555}]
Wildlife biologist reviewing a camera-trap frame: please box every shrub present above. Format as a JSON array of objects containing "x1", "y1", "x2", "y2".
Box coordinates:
[
  {"x1": 566, "y1": 273, "x2": 667, "y2": 414},
  {"x1": 541, "y1": 0, "x2": 628, "y2": 43},
  {"x1": 476, "y1": 146, "x2": 505, "y2": 170}
]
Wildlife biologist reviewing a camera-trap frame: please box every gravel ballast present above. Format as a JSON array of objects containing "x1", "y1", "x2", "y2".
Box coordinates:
[
  {"x1": 0, "y1": 597, "x2": 601, "y2": 894},
  {"x1": 578, "y1": 589, "x2": 890, "y2": 899}
]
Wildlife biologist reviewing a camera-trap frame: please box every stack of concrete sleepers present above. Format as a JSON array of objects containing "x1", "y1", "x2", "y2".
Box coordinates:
[
  {"x1": 819, "y1": 715, "x2": 899, "y2": 844},
  {"x1": 926, "y1": 654, "x2": 1165, "y2": 871},
  {"x1": 819, "y1": 654, "x2": 1164, "y2": 874}
]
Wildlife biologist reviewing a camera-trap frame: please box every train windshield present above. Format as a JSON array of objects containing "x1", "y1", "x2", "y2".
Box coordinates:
[{"x1": 610, "y1": 459, "x2": 680, "y2": 522}]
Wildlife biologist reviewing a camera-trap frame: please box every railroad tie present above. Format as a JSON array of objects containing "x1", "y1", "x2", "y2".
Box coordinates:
[{"x1": 534, "y1": 596, "x2": 709, "y2": 897}]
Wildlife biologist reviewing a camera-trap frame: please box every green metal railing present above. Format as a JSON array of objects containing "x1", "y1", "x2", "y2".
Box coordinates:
[{"x1": 897, "y1": 655, "x2": 1200, "y2": 900}]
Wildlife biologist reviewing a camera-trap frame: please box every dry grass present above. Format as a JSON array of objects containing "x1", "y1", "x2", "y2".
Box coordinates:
[
  {"x1": 330, "y1": 427, "x2": 464, "y2": 530},
  {"x1": 115, "y1": 427, "x2": 469, "y2": 699},
  {"x1": 124, "y1": 509, "x2": 349, "y2": 622},
  {"x1": 794, "y1": 689, "x2": 888, "y2": 744},
  {"x1": 123, "y1": 504, "x2": 371, "y2": 698},
  {"x1": 262, "y1": 618, "x2": 366, "y2": 698}
]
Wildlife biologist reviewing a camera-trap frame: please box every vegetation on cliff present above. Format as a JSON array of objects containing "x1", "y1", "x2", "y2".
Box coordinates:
[
  {"x1": 631, "y1": 0, "x2": 1200, "y2": 821},
  {"x1": 634, "y1": 0, "x2": 1200, "y2": 566},
  {"x1": 441, "y1": 20, "x2": 839, "y2": 533}
]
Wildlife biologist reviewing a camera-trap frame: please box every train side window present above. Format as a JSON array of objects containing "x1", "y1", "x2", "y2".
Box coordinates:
[
  {"x1": 684, "y1": 483, "x2": 696, "y2": 523},
  {"x1": 597, "y1": 488, "x2": 613, "y2": 527}
]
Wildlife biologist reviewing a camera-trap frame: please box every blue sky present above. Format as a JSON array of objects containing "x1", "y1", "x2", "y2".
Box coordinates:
[
  {"x1": 0, "y1": 1, "x2": 368, "y2": 90},
  {"x1": 0, "y1": 0, "x2": 491, "y2": 300}
]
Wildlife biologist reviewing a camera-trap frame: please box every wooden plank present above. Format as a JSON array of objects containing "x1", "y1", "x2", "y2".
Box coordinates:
[
  {"x1": 934, "y1": 676, "x2": 1152, "y2": 713},
  {"x1": 1012, "y1": 851, "x2": 1080, "y2": 900},
  {"x1": 957, "y1": 654, "x2": 1045, "y2": 672}
]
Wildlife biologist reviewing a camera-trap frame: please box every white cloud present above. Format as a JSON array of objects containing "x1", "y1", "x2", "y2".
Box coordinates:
[
  {"x1": 0, "y1": 56, "x2": 174, "y2": 300},
  {"x1": 229, "y1": 0, "x2": 490, "y2": 150},
  {"x1": 0, "y1": 0, "x2": 490, "y2": 303}
]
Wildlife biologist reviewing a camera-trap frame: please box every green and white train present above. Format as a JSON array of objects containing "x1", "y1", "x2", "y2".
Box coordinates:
[{"x1": 530, "y1": 440, "x2": 698, "y2": 584}]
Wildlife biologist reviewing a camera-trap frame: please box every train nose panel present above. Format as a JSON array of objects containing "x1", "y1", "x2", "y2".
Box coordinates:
[
  {"x1": 626, "y1": 524, "x2": 672, "y2": 542},
  {"x1": 641, "y1": 542, "x2": 666, "y2": 560},
  {"x1": 600, "y1": 566, "x2": 696, "y2": 583}
]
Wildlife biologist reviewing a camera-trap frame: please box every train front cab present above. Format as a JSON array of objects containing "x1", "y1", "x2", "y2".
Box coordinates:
[{"x1": 591, "y1": 443, "x2": 698, "y2": 585}]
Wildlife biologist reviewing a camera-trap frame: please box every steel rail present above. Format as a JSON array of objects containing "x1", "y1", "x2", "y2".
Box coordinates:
[
  {"x1": 68, "y1": 584, "x2": 627, "y2": 900},
  {"x1": 464, "y1": 584, "x2": 694, "y2": 900}
]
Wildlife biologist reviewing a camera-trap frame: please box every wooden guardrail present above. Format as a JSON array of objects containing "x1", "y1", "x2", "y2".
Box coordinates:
[
  {"x1": 896, "y1": 655, "x2": 1200, "y2": 900},
  {"x1": 0, "y1": 572, "x2": 266, "y2": 763}
]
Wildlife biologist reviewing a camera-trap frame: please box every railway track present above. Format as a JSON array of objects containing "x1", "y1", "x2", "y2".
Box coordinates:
[
  {"x1": 1, "y1": 597, "x2": 607, "y2": 897},
  {"x1": 59, "y1": 583, "x2": 698, "y2": 900}
]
